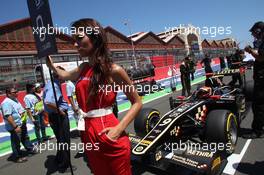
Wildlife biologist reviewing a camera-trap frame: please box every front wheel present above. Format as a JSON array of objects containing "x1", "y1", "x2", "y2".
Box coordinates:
[
  {"x1": 205, "y1": 110, "x2": 238, "y2": 154},
  {"x1": 134, "y1": 108, "x2": 161, "y2": 137},
  {"x1": 243, "y1": 80, "x2": 254, "y2": 101}
]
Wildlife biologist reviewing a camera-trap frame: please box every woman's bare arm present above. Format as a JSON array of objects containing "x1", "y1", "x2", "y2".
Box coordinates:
[{"x1": 46, "y1": 56, "x2": 89, "y2": 81}]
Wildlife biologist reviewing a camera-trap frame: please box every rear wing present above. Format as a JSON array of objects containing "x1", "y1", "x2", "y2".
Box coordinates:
[{"x1": 206, "y1": 68, "x2": 244, "y2": 77}]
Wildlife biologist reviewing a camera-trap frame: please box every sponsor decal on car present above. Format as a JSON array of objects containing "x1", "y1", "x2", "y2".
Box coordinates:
[
  {"x1": 171, "y1": 155, "x2": 199, "y2": 168},
  {"x1": 211, "y1": 156, "x2": 221, "y2": 171},
  {"x1": 129, "y1": 136, "x2": 141, "y2": 143},
  {"x1": 195, "y1": 105, "x2": 207, "y2": 121},
  {"x1": 155, "y1": 151, "x2": 162, "y2": 161},
  {"x1": 170, "y1": 126, "x2": 180, "y2": 136},
  {"x1": 216, "y1": 69, "x2": 240, "y2": 75},
  {"x1": 140, "y1": 140, "x2": 152, "y2": 145},
  {"x1": 186, "y1": 149, "x2": 214, "y2": 158}
]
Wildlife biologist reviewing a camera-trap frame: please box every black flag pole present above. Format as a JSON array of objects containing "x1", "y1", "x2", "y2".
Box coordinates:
[
  {"x1": 27, "y1": 0, "x2": 74, "y2": 174},
  {"x1": 46, "y1": 57, "x2": 62, "y2": 114}
]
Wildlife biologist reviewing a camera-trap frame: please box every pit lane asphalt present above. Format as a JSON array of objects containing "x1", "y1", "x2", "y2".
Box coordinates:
[{"x1": 0, "y1": 70, "x2": 263, "y2": 175}]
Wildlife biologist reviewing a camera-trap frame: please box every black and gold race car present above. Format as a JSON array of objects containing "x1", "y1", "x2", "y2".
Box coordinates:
[{"x1": 129, "y1": 75, "x2": 247, "y2": 175}]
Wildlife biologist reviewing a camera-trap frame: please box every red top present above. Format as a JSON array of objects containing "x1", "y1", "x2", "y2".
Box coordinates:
[{"x1": 75, "y1": 65, "x2": 117, "y2": 113}]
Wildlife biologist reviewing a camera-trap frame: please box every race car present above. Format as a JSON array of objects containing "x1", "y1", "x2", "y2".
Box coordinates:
[{"x1": 129, "y1": 76, "x2": 247, "y2": 175}]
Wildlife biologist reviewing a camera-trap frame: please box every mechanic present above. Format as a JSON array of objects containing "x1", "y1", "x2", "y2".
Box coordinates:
[
  {"x1": 180, "y1": 57, "x2": 191, "y2": 96},
  {"x1": 0, "y1": 87, "x2": 36, "y2": 163},
  {"x1": 46, "y1": 18, "x2": 142, "y2": 175},
  {"x1": 244, "y1": 21, "x2": 264, "y2": 138},
  {"x1": 228, "y1": 49, "x2": 244, "y2": 88},
  {"x1": 43, "y1": 67, "x2": 76, "y2": 173}
]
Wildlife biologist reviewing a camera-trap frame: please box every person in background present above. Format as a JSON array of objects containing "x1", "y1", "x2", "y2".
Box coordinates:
[
  {"x1": 228, "y1": 49, "x2": 244, "y2": 87},
  {"x1": 66, "y1": 80, "x2": 79, "y2": 125},
  {"x1": 188, "y1": 56, "x2": 196, "y2": 81},
  {"x1": 219, "y1": 56, "x2": 226, "y2": 82},
  {"x1": 35, "y1": 83, "x2": 43, "y2": 98},
  {"x1": 226, "y1": 54, "x2": 232, "y2": 69},
  {"x1": 43, "y1": 67, "x2": 76, "y2": 173},
  {"x1": 180, "y1": 57, "x2": 191, "y2": 96},
  {"x1": 24, "y1": 83, "x2": 48, "y2": 144},
  {"x1": 0, "y1": 87, "x2": 36, "y2": 163},
  {"x1": 244, "y1": 21, "x2": 264, "y2": 138},
  {"x1": 219, "y1": 56, "x2": 226, "y2": 71},
  {"x1": 201, "y1": 54, "x2": 213, "y2": 77},
  {"x1": 35, "y1": 83, "x2": 50, "y2": 127}
]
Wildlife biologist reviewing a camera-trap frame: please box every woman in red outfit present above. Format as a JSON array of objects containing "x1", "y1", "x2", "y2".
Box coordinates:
[{"x1": 46, "y1": 18, "x2": 142, "y2": 175}]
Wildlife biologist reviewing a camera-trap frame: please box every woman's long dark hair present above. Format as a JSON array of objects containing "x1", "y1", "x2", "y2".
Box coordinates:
[{"x1": 71, "y1": 18, "x2": 113, "y2": 102}]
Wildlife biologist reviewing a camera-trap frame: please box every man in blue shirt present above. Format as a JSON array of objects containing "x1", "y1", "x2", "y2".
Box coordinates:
[
  {"x1": 66, "y1": 80, "x2": 79, "y2": 124},
  {"x1": 43, "y1": 67, "x2": 75, "y2": 173},
  {"x1": 0, "y1": 87, "x2": 36, "y2": 163},
  {"x1": 24, "y1": 83, "x2": 48, "y2": 144}
]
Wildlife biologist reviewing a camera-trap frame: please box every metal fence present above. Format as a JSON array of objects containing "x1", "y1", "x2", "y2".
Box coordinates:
[{"x1": 0, "y1": 48, "x2": 234, "y2": 93}]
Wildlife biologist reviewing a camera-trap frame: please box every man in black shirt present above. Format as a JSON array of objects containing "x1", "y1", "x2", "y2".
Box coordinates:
[
  {"x1": 201, "y1": 54, "x2": 213, "y2": 77},
  {"x1": 189, "y1": 56, "x2": 196, "y2": 81},
  {"x1": 180, "y1": 57, "x2": 191, "y2": 96},
  {"x1": 219, "y1": 56, "x2": 226, "y2": 71},
  {"x1": 228, "y1": 49, "x2": 244, "y2": 88},
  {"x1": 244, "y1": 21, "x2": 264, "y2": 138}
]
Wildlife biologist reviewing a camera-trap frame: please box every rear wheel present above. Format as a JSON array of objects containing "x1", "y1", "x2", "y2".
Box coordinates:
[
  {"x1": 241, "y1": 74, "x2": 246, "y2": 90},
  {"x1": 243, "y1": 80, "x2": 254, "y2": 101},
  {"x1": 235, "y1": 94, "x2": 246, "y2": 123},
  {"x1": 134, "y1": 108, "x2": 161, "y2": 137}
]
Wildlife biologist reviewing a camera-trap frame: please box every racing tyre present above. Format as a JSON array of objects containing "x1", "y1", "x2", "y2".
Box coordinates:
[
  {"x1": 241, "y1": 74, "x2": 246, "y2": 90},
  {"x1": 243, "y1": 80, "x2": 254, "y2": 101},
  {"x1": 205, "y1": 110, "x2": 238, "y2": 154},
  {"x1": 235, "y1": 94, "x2": 246, "y2": 123},
  {"x1": 134, "y1": 108, "x2": 161, "y2": 137}
]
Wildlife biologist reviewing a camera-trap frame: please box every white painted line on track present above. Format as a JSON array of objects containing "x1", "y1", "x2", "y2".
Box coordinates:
[{"x1": 223, "y1": 139, "x2": 252, "y2": 175}]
